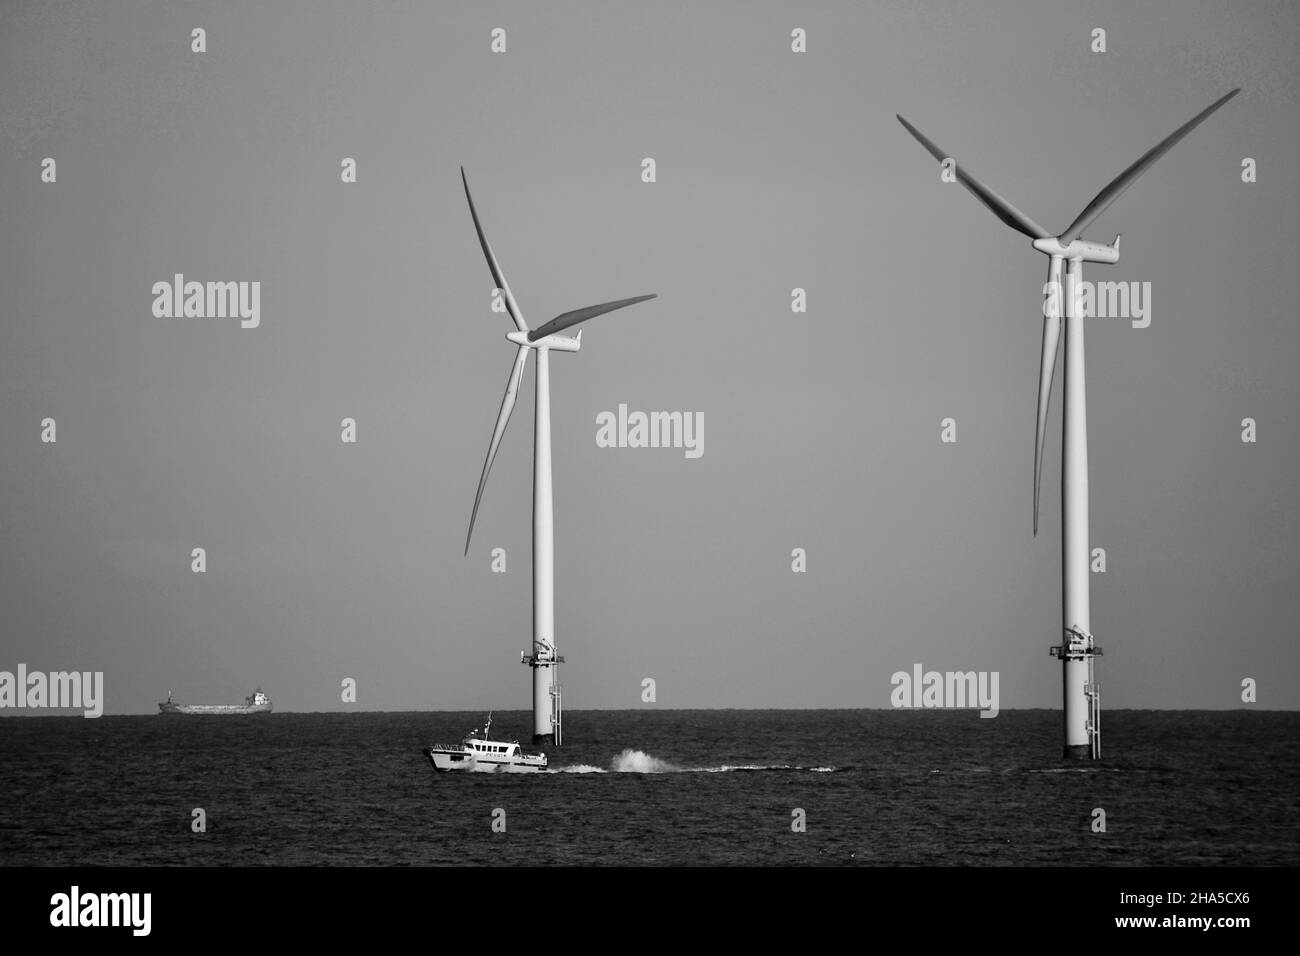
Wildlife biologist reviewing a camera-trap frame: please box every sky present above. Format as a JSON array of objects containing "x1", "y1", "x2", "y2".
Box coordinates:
[{"x1": 0, "y1": 0, "x2": 1296, "y2": 714}]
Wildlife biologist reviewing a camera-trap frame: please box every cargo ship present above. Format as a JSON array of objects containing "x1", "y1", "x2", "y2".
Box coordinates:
[{"x1": 158, "y1": 688, "x2": 272, "y2": 715}]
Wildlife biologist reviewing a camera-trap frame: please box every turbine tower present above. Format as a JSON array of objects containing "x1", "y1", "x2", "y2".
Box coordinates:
[
  {"x1": 460, "y1": 168, "x2": 656, "y2": 747},
  {"x1": 898, "y1": 89, "x2": 1238, "y2": 760}
]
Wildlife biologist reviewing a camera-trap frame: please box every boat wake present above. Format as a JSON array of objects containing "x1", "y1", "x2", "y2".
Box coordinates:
[
  {"x1": 1027, "y1": 766, "x2": 1123, "y2": 774},
  {"x1": 612, "y1": 749, "x2": 679, "y2": 773},
  {"x1": 550, "y1": 750, "x2": 674, "y2": 774},
  {"x1": 551, "y1": 749, "x2": 842, "y2": 774}
]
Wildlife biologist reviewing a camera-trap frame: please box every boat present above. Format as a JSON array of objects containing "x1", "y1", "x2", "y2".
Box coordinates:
[
  {"x1": 422, "y1": 713, "x2": 547, "y2": 773},
  {"x1": 158, "y1": 687, "x2": 272, "y2": 715}
]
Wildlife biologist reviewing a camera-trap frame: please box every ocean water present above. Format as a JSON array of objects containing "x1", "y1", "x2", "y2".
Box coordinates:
[{"x1": 1, "y1": 709, "x2": 1297, "y2": 866}]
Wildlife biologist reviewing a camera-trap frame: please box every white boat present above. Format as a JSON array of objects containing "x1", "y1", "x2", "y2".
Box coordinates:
[{"x1": 422, "y1": 713, "x2": 548, "y2": 773}]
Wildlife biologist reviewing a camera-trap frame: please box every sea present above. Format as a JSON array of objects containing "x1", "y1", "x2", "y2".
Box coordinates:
[{"x1": 2, "y1": 709, "x2": 1297, "y2": 866}]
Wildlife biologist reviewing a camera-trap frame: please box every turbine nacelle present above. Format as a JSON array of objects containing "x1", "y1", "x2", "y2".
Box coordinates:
[
  {"x1": 506, "y1": 329, "x2": 582, "y2": 352},
  {"x1": 1031, "y1": 236, "x2": 1120, "y2": 264}
]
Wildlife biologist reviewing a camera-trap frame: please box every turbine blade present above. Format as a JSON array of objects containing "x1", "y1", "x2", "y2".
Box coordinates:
[
  {"x1": 461, "y1": 167, "x2": 528, "y2": 333},
  {"x1": 1060, "y1": 89, "x2": 1240, "y2": 242},
  {"x1": 527, "y1": 294, "x2": 657, "y2": 342},
  {"x1": 1033, "y1": 257, "x2": 1064, "y2": 536},
  {"x1": 896, "y1": 114, "x2": 1052, "y2": 240},
  {"x1": 465, "y1": 346, "x2": 530, "y2": 555}
]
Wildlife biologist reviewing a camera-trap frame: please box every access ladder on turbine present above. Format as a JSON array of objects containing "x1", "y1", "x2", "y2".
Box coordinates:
[
  {"x1": 1051, "y1": 625, "x2": 1103, "y2": 759},
  {"x1": 520, "y1": 649, "x2": 564, "y2": 746}
]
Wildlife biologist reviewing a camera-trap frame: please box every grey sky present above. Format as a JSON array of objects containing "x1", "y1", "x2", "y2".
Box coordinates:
[{"x1": 1, "y1": 0, "x2": 1296, "y2": 713}]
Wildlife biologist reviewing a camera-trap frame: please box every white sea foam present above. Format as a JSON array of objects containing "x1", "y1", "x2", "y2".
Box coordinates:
[
  {"x1": 706, "y1": 764, "x2": 790, "y2": 772},
  {"x1": 1028, "y1": 766, "x2": 1122, "y2": 774},
  {"x1": 612, "y1": 749, "x2": 680, "y2": 773},
  {"x1": 550, "y1": 751, "x2": 841, "y2": 775}
]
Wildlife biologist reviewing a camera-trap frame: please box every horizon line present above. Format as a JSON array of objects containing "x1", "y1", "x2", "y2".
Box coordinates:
[{"x1": 2, "y1": 705, "x2": 1292, "y2": 717}]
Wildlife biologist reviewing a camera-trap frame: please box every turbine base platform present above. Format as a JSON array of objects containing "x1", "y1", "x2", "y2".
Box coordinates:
[
  {"x1": 1052, "y1": 627, "x2": 1103, "y2": 760},
  {"x1": 521, "y1": 654, "x2": 565, "y2": 666},
  {"x1": 521, "y1": 653, "x2": 564, "y2": 747}
]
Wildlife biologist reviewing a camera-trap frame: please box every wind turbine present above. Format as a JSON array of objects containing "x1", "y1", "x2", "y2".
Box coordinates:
[
  {"x1": 459, "y1": 167, "x2": 656, "y2": 746},
  {"x1": 897, "y1": 89, "x2": 1238, "y2": 760}
]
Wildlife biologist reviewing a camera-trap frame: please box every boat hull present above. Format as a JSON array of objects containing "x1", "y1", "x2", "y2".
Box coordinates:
[{"x1": 422, "y1": 747, "x2": 546, "y2": 773}]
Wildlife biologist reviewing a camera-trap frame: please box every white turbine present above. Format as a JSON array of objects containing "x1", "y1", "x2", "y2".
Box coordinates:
[
  {"x1": 898, "y1": 89, "x2": 1238, "y2": 760},
  {"x1": 460, "y1": 167, "x2": 656, "y2": 747}
]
